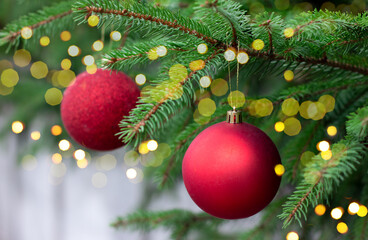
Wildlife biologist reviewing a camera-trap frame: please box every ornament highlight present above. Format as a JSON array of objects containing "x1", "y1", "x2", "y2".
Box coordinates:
[
  {"x1": 183, "y1": 110, "x2": 281, "y2": 219},
  {"x1": 61, "y1": 69, "x2": 140, "y2": 150}
]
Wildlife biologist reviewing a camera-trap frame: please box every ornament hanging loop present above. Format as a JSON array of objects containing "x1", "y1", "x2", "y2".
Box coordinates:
[{"x1": 227, "y1": 109, "x2": 242, "y2": 124}]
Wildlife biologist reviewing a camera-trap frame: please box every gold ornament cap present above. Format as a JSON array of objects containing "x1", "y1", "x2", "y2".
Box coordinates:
[{"x1": 226, "y1": 108, "x2": 242, "y2": 124}]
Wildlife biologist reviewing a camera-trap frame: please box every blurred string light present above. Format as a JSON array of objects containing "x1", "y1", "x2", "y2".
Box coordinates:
[
  {"x1": 30, "y1": 131, "x2": 41, "y2": 141},
  {"x1": 331, "y1": 207, "x2": 344, "y2": 220},
  {"x1": 156, "y1": 46, "x2": 168, "y2": 57},
  {"x1": 284, "y1": 28, "x2": 294, "y2": 38},
  {"x1": 317, "y1": 140, "x2": 330, "y2": 152},
  {"x1": 21, "y1": 155, "x2": 37, "y2": 171},
  {"x1": 92, "y1": 172, "x2": 107, "y2": 188},
  {"x1": 57, "y1": 69, "x2": 76, "y2": 87},
  {"x1": 300, "y1": 151, "x2": 314, "y2": 166},
  {"x1": 95, "y1": 154, "x2": 117, "y2": 171},
  {"x1": 319, "y1": 95, "x2": 335, "y2": 112},
  {"x1": 68, "y1": 45, "x2": 81, "y2": 57},
  {"x1": 252, "y1": 39, "x2": 264, "y2": 51},
  {"x1": 59, "y1": 139, "x2": 71, "y2": 151},
  {"x1": 52, "y1": 153, "x2": 62, "y2": 164},
  {"x1": 45, "y1": 88, "x2": 63, "y2": 106},
  {"x1": 147, "y1": 140, "x2": 158, "y2": 151},
  {"x1": 74, "y1": 149, "x2": 86, "y2": 161},
  {"x1": 224, "y1": 47, "x2": 236, "y2": 61},
  {"x1": 1, "y1": 69, "x2": 19, "y2": 87},
  {"x1": 210, "y1": 78, "x2": 228, "y2": 96},
  {"x1": 228, "y1": 90, "x2": 245, "y2": 108},
  {"x1": 12, "y1": 121, "x2": 24, "y2": 134},
  {"x1": 348, "y1": 202, "x2": 360, "y2": 215},
  {"x1": 321, "y1": 150, "x2": 332, "y2": 160},
  {"x1": 336, "y1": 222, "x2": 348, "y2": 234},
  {"x1": 283, "y1": 117, "x2": 301, "y2": 136},
  {"x1": 284, "y1": 70, "x2": 294, "y2": 82},
  {"x1": 110, "y1": 31, "x2": 122, "y2": 41},
  {"x1": 198, "y1": 98, "x2": 216, "y2": 117},
  {"x1": 197, "y1": 43, "x2": 208, "y2": 54},
  {"x1": 87, "y1": 15, "x2": 99, "y2": 27},
  {"x1": 357, "y1": 205, "x2": 368, "y2": 217},
  {"x1": 315, "y1": 204, "x2": 326, "y2": 216},
  {"x1": 189, "y1": 59, "x2": 205, "y2": 71},
  {"x1": 39, "y1": 36, "x2": 50, "y2": 46},
  {"x1": 60, "y1": 31, "x2": 72, "y2": 41},
  {"x1": 135, "y1": 74, "x2": 146, "y2": 85},
  {"x1": 50, "y1": 162, "x2": 67, "y2": 178},
  {"x1": 274, "y1": 121, "x2": 285, "y2": 132},
  {"x1": 169, "y1": 64, "x2": 188, "y2": 82},
  {"x1": 92, "y1": 40, "x2": 104, "y2": 51},
  {"x1": 30, "y1": 61, "x2": 48, "y2": 79},
  {"x1": 199, "y1": 76, "x2": 212, "y2": 88},
  {"x1": 138, "y1": 141, "x2": 149, "y2": 155},
  {"x1": 194, "y1": 108, "x2": 211, "y2": 125},
  {"x1": 82, "y1": 55, "x2": 95, "y2": 66},
  {"x1": 13, "y1": 49, "x2": 31, "y2": 67},
  {"x1": 327, "y1": 126, "x2": 337, "y2": 137},
  {"x1": 77, "y1": 158, "x2": 88, "y2": 169},
  {"x1": 124, "y1": 150, "x2": 139, "y2": 166},
  {"x1": 286, "y1": 231, "x2": 299, "y2": 240},
  {"x1": 86, "y1": 64, "x2": 97, "y2": 74},
  {"x1": 237, "y1": 51, "x2": 249, "y2": 64},
  {"x1": 61, "y1": 59, "x2": 72, "y2": 70},
  {"x1": 274, "y1": 164, "x2": 285, "y2": 176},
  {"x1": 126, "y1": 168, "x2": 144, "y2": 183},
  {"x1": 255, "y1": 98, "x2": 273, "y2": 117},
  {"x1": 126, "y1": 168, "x2": 137, "y2": 179},
  {"x1": 21, "y1": 26, "x2": 33, "y2": 39},
  {"x1": 147, "y1": 47, "x2": 158, "y2": 60}
]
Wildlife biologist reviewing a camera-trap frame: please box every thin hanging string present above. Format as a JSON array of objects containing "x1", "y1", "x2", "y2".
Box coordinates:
[
  {"x1": 237, "y1": 41, "x2": 240, "y2": 93},
  {"x1": 228, "y1": 60, "x2": 233, "y2": 108}
]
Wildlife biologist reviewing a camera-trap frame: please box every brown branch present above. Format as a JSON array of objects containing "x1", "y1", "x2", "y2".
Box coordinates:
[
  {"x1": 4, "y1": 10, "x2": 73, "y2": 42},
  {"x1": 83, "y1": 6, "x2": 219, "y2": 45},
  {"x1": 120, "y1": 24, "x2": 131, "y2": 48},
  {"x1": 260, "y1": 20, "x2": 273, "y2": 55}
]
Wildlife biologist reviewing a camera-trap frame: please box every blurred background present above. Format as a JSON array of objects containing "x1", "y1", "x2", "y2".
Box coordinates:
[{"x1": 0, "y1": 0, "x2": 367, "y2": 240}]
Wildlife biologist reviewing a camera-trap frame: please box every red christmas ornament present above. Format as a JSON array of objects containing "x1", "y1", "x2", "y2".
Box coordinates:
[
  {"x1": 61, "y1": 69, "x2": 140, "y2": 151},
  {"x1": 182, "y1": 110, "x2": 281, "y2": 219}
]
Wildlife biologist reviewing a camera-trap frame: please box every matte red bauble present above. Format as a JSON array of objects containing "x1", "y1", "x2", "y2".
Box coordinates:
[
  {"x1": 61, "y1": 69, "x2": 140, "y2": 151},
  {"x1": 182, "y1": 110, "x2": 281, "y2": 219}
]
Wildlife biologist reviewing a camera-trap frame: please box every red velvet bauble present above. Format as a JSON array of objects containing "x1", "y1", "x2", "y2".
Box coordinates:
[
  {"x1": 61, "y1": 69, "x2": 140, "y2": 151},
  {"x1": 182, "y1": 121, "x2": 281, "y2": 219}
]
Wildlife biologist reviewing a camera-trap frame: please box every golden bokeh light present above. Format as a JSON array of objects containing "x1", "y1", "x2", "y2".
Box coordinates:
[
  {"x1": 309, "y1": 102, "x2": 326, "y2": 120},
  {"x1": 321, "y1": 150, "x2": 332, "y2": 160},
  {"x1": 275, "y1": 0, "x2": 290, "y2": 10},
  {"x1": 30, "y1": 131, "x2": 41, "y2": 141},
  {"x1": 210, "y1": 78, "x2": 228, "y2": 96},
  {"x1": 327, "y1": 126, "x2": 337, "y2": 137},
  {"x1": 252, "y1": 39, "x2": 265, "y2": 51},
  {"x1": 284, "y1": 27, "x2": 294, "y2": 38},
  {"x1": 336, "y1": 222, "x2": 348, "y2": 234},
  {"x1": 110, "y1": 31, "x2": 122, "y2": 41},
  {"x1": 255, "y1": 98, "x2": 273, "y2": 117},
  {"x1": 282, "y1": 98, "x2": 299, "y2": 116},
  {"x1": 274, "y1": 121, "x2": 285, "y2": 132},
  {"x1": 30, "y1": 61, "x2": 48, "y2": 79},
  {"x1": 224, "y1": 47, "x2": 236, "y2": 61},
  {"x1": 92, "y1": 40, "x2": 104, "y2": 51},
  {"x1": 283, "y1": 117, "x2": 301, "y2": 136},
  {"x1": 139, "y1": 141, "x2": 150, "y2": 155},
  {"x1": 135, "y1": 74, "x2": 146, "y2": 86},
  {"x1": 58, "y1": 139, "x2": 71, "y2": 151},
  {"x1": 12, "y1": 121, "x2": 24, "y2": 134},
  {"x1": 13, "y1": 49, "x2": 31, "y2": 67},
  {"x1": 193, "y1": 108, "x2": 211, "y2": 125},
  {"x1": 189, "y1": 59, "x2": 205, "y2": 71},
  {"x1": 169, "y1": 64, "x2": 188, "y2": 82},
  {"x1": 68, "y1": 45, "x2": 81, "y2": 57},
  {"x1": 82, "y1": 55, "x2": 95, "y2": 66},
  {"x1": 40, "y1": 36, "x2": 50, "y2": 46},
  {"x1": 197, "y1": 43, "x2": 208, "y2": 54},
  {"x1": 60, "y1": 31, "x2": 71, "y2": 41},
  {"x1": 286, "y1": 231, "x2": 299, "y2": 240},
  {"x1": 126, "y1": 168, "x2": 138, "y2": 179},
  {"x1": 274, "y1": 164, "x2": 285, "y2": 176},
  {"x1": 0, "y1": 59, "x2": 13, "y2": 70},
  {"x1": 0, "y1": 84, "x2": 13, "y2": 96},
  {"x1": 91, "y1": 172, "x2": 107, "y2": 188},
  {"x1": 147, "y1": 140, "x2": 158, "y2": 151},
  {"x1": 88, "y1": 15, "x2": 100, "y2": 27},
  {"x1": 86, "y1": 64, "x2": 97, "y2": 74},
  {"x1": 52, "y1": 153, "x2": 62, "y2": 164},
  {"x1": 237, "y1": 51, "x2": 249, "y2": 64},
  {"x1": 317, "y1": 140, "x2": 330, "y2": 152},
  {"x1": 300, "y1": 151, "x2": 315, "y2": 166},
  {"x1": 77, "y1": 158, "x2": 89, "y2": 169},
  {"x1": 1, "y1": 69, "x2": 19, "y2": 87},
  {"x1": 284, "y1": 70, "x2": 294, "y2": 82},
  {"x1": 21, "y1": 155, "x2": 37, "y2": 171},
  {"x1": 228, "y1": 90, "x2": 245, "y2": 108},
  {"x1": 357, "y1": 205, "x2": 368, "y2": 217},
  {"x1": 45, "y1": 88, "x2": 63, "y2": 106},
  {"x1": 198, "y1": 98, "x2": 216, "y2": 117},
  {"x1": 147, "y1": 47, "x2": 158, "y2": 60},
  {"x1": 299, "y1": 101, "x2": 313, "y2": 119},
  {"x1": 96, "y1": 154, "x2": 117, "y2": 171},
  {"x1": 74, "y1": 149, "x2": 86, "y2": 161},
  {"x1": 124, "y1": 150, "x2": 139, "y2": 167},
  {"x1": 156, "y1": 45, "x2": 168, "y2": 57},
  {"x1": 61, "y1": 58, "x2": 72, "y2": 70},
  {"x1": 348, "y1": 202, "x2": 360, "y2": 215},
  {"x1": 319, "y1": 95, "x2": 335, "y2": 112},
  {"x1": 315, "y1": 204, "x2": 326, "y2": 216},
  {"x1": 331, "y1": 207, "x2": 343, "y2": 220},
  {"x1": 199, "y1": 76, "x2": 212, "y2": 88},
  {"x1": 21, "y1": 26, "x2": 33, "y2": 39},
  {"x1": 58, "y1": 69, "x2": 76, "y2": 87}
]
